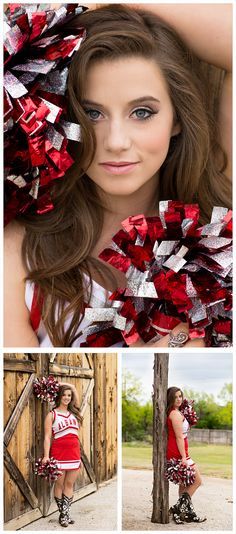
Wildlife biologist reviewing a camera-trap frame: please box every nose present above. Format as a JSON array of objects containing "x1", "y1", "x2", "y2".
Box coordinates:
[{"x1": 103, "y1": 118, "x2": 132, "y2": 153}]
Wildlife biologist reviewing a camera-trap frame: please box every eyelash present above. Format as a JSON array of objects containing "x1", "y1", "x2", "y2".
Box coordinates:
[{"x1": 84, "y1": 107, "x2": 158, "y2": 122}]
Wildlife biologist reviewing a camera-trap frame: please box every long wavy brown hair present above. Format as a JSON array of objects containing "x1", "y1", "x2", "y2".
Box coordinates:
[
  {"x1": 20, "y1": 4, "x2": 231, "y2": 346},
  {"x1": 54, "y1": 385, "x2": 83, "y2": 424},
  {"x1": 167, "y1": 386, "x2": 184, "y2": 415}
]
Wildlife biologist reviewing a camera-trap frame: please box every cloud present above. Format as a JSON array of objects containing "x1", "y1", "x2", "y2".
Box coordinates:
[{"x1": 122, "y1": 352, "x2": 232, "y2": 403}]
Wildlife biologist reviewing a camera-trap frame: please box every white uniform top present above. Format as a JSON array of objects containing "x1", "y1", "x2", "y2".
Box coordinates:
[
  {"x1": 182, "y1": 417, "x2": 190, "y2": 438},
  {"x1": 25, "y1": 274, "x2": 124, "y2": 347},
  {"x1": 52, "y1": 409, "x2": 79, "y2": 439}
]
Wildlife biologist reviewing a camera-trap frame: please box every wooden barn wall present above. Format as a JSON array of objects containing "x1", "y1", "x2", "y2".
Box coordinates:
[
  {"x1": 4, "y1": 353, "x2": 117, "y2": 530},
  {"x1": 94, "y1": 354, "x2": 118, "y2": 483}
]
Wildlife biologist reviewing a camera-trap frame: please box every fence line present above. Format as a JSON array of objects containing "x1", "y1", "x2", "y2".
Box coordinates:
[{"x1": 189, "y1": 428, "x2": 232, "y2": 445}]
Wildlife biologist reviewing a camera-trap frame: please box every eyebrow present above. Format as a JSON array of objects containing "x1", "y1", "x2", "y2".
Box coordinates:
[{"x1": 81, "y1": 96, "x2": 161, "y2": 107}]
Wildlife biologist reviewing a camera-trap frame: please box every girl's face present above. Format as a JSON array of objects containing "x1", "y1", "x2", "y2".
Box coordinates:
[
  {"x1": 174, "y1": 390, "x2": 183, "y2": 409},
  {"x1": 82, "y1": 57, "x2": 180, "y2": 198},
  {"x1": 61, "y1": 389, "x2": 72, "y2": 406}
]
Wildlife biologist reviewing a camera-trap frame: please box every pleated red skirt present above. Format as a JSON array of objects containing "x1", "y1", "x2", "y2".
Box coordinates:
[{"x1": 50, "y1": 434, "x2": 81, "y2": 470}]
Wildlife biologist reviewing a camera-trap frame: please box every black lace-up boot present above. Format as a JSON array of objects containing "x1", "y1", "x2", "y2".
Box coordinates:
[
  {"x1": 170, "y1": 493, "x2": 187, "y2": 524},
  {"x1": 55, "y1": 495, "x2": 75, "y2": 525},
  {"x1": 59, "y1": 494, "x2": 71, "y2": 527},
  {"x1": 184, "y1": 494, "x2": 207, "y2": 523}
]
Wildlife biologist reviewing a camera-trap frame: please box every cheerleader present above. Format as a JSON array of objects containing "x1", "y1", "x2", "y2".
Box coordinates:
[
  {"x1": 42, "y1": 383, "x2": 82, "y2": 527},
  {"x1": 166, "y1": 387, "x2": 206, "y2": 524},
  {"x1": 4, "y1": 3, "x2": 231, "y2": 349}
]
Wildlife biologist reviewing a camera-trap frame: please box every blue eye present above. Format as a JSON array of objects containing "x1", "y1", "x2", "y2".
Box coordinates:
[
  {"x1": 132, "y1": 108, "x2": 156, "y2": 120},
  {"x1": 85, "y1": 109, "x2": 102, "y2": 121}
]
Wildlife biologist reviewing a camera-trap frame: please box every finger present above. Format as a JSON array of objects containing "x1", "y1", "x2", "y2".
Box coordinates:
[
  {"x1": 129, "y1": 322, "x2": 189, "y2": 348},
  {"x1": 152, "y1": 322, "x2": 189, "y2": 347},
  {"x1": 171, "y1": 322, "x2": 189, "y2": 335}
]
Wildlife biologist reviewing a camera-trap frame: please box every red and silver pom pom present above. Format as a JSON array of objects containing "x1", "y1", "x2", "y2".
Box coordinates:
[
  {"x1": 82, "y1": 201, "x2": 232, "y2": 348},
  {"x1": 4, "y1": 3, "x2": 87, "y2": 224},
  {"x1": 180, "y1": 399, "x2": 198, "y2": 426},
  {"x1": 34, "y1": 457, "x2": 62, "y2": 482},
  {"x1": 165, "y1": 458, "x2": 196, "y2": 486},
  {"x1": 33, "y1": 375, "x2": 59, "y2": 402}
]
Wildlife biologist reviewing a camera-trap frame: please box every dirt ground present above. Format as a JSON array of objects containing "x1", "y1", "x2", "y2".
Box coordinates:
[
  {"x1": 22, "y1": 477, "x2": 117, "y2": 531},
  {"x1": 123, "y1": 469, "x2": 233, "y2": 531}
]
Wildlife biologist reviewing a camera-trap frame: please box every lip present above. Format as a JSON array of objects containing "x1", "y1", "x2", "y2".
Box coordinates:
[{"x1": 99, "y1": 161, "x2": 139, "y2": 175}]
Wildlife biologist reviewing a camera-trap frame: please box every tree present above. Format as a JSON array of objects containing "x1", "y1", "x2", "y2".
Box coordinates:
[
  {"x1": 152, "y1": 353, "x2": 169, "y2": 524},
  {"x1": 183, "y1": 386, "x2": 232, "y2": 429},
  {"x1": 122, "y1": 371, "x2": 147, "y2": 441},
  {"x1": 218, "y1": 383, "x2": 232, "y2": 403}
]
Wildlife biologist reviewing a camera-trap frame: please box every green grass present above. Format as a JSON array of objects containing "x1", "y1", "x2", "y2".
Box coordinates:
[{"x1": 122, "y1": 442, "x2": 232, "y2": 478}]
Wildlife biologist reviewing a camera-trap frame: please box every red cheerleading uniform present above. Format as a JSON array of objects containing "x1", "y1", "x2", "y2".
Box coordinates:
[
  {"x1": 166, "y1": 409, "x2": 194, "y2": 465},
  {"x1": 50, "y1": 409, "x2": 81, "y2": 470}
]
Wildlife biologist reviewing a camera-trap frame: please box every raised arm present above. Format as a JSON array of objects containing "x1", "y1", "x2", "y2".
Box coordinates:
[
  {"x1": 140, "y1": 3, "x2": 232, "y2": 71},
  {"x1": 137, "y1": 3, "x2": 232, "y2": 178}
]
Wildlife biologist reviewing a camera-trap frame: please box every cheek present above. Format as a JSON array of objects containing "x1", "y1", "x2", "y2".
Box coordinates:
[{"x1": 141, "y1": 123, "x2": 173, "y2": 156}]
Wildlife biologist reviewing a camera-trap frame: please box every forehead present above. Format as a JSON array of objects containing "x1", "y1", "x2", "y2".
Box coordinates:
[
  {"x1": 62, "y1": 389, "x2": 71, "y2": 393},
  {"x1": 84, "y1": 56, "x2": 170, "y2": 102}
]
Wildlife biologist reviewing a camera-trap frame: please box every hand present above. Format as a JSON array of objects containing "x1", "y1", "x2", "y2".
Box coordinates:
[
  {"x1": 42, "y1": 456, "x2": 50, "y2": 464},
  {"x1": 181, "y1": 457, "x2": 188, "y2": 467},
  {"x1": 130, "y1": 322, "x2": 205, "y2": 348}
]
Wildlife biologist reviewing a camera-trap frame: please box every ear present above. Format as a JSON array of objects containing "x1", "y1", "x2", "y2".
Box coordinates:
[{"x1": 171, "y1": 121, "x2": 181, "y2": 136}]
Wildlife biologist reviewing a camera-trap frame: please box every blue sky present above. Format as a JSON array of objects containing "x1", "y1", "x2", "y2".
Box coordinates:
[{"x1": 122, "y1": 352, "x2": 233, "y2": 404}]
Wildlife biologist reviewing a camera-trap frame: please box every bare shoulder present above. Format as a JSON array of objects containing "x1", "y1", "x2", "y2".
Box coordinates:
[
  {"x1": 4, "y1": 220, "x2": 39, "y2": 347},
  {"x1": 44, "y1": 412, "x2": 53, "y2": 432},
  {"x1": 169, "y1": 410, "x2": 183, "y2": 422},
  {"x1": 4, "y1": 220, "x2": 27, "y2": 282},
  {"x1": 4, "y1": 220, "x2": 25, "y2": 258},
  {"x1": 45, "y1": 411, "x2": 53, "y2": 423}
]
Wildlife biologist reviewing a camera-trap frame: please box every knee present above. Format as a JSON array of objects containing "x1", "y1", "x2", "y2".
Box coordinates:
[
  {"x1": 55, "y1": 477, "x2": 64, "y2": 490},
  {"x1": 64, "y1": 480, "x2": 74, "y2": 491}
]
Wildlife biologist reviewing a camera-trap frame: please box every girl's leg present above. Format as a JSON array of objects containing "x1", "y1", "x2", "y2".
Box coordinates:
[
  {"x1": 179, "y1": 484, "x2": 185, "y2": 496},
  {"x1": 177, "y1": 466, "x2": 206, "y2": 523},
  {"x1": 54, "y1": 471, "x2": 66, "y2": 498},
  {"x1": 186, "y1": 465, "x2": 202, "y2": 497},
  {"x1": 59, "y1": 469, "x2": 80, "y2": 527},
  {"x1": 63, "y1": 468, "x2": 80, "y2": 498}
]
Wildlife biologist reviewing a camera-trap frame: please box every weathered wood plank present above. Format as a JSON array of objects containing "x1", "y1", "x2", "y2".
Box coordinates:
[
  {"x1": 36, "y1": 355, "x2": 51, "y2": 517},
  {"x1": 151, "y1": 353, "x2": 169, "y2": 524},
  {"x1": 80, "y1": 379, "x2": 95, "y2": 418},
  {"x1": 80, "y1": 443, "x2": 96, "y2": 482},
  {"x1": 4, "y1": 374, "x2": 36, "y2": 447},
  {"x1": 85, "y1": 353, "x2": 94, "y2": 370},
  {"x1": 28, "y1": 354, "x2": 40, "y2": 361},
  {"x1": 49, "y1": 362, "x2": 94, "y2": 378},
  {"x1": 4, "y1": 368, "x2": 17, "y2": 522},
  {"x1": 4, "y1": 359, "x2": 36, "y2": 373},
  {"x1": 49, "y1": 353, "x2": 57, "y2": 362},
  {"x1": 16, "y1": 371, "x2": 32, "y2": 516},
  {"x1": 4, "y1": 508, "x2": 42, "y2": 531},
  {"x1": 93, "y1": 355, "x2": 107, "y2": 484},
  {"x1": 4, "y1": 447, "x2": 39, "y2": 509}
]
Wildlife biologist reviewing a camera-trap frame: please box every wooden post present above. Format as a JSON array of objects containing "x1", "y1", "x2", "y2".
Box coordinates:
[
  {"x1": 151, "y1": 353, "x2": 169, "y2": 524},
  {"x1": 36, "y1": 354, "x2": 51, "y2": 517}
]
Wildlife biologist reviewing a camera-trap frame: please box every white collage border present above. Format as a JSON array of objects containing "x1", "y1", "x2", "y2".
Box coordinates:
[{"x1": 1, "y1": 1, "x2": 235, "y2": 533}]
